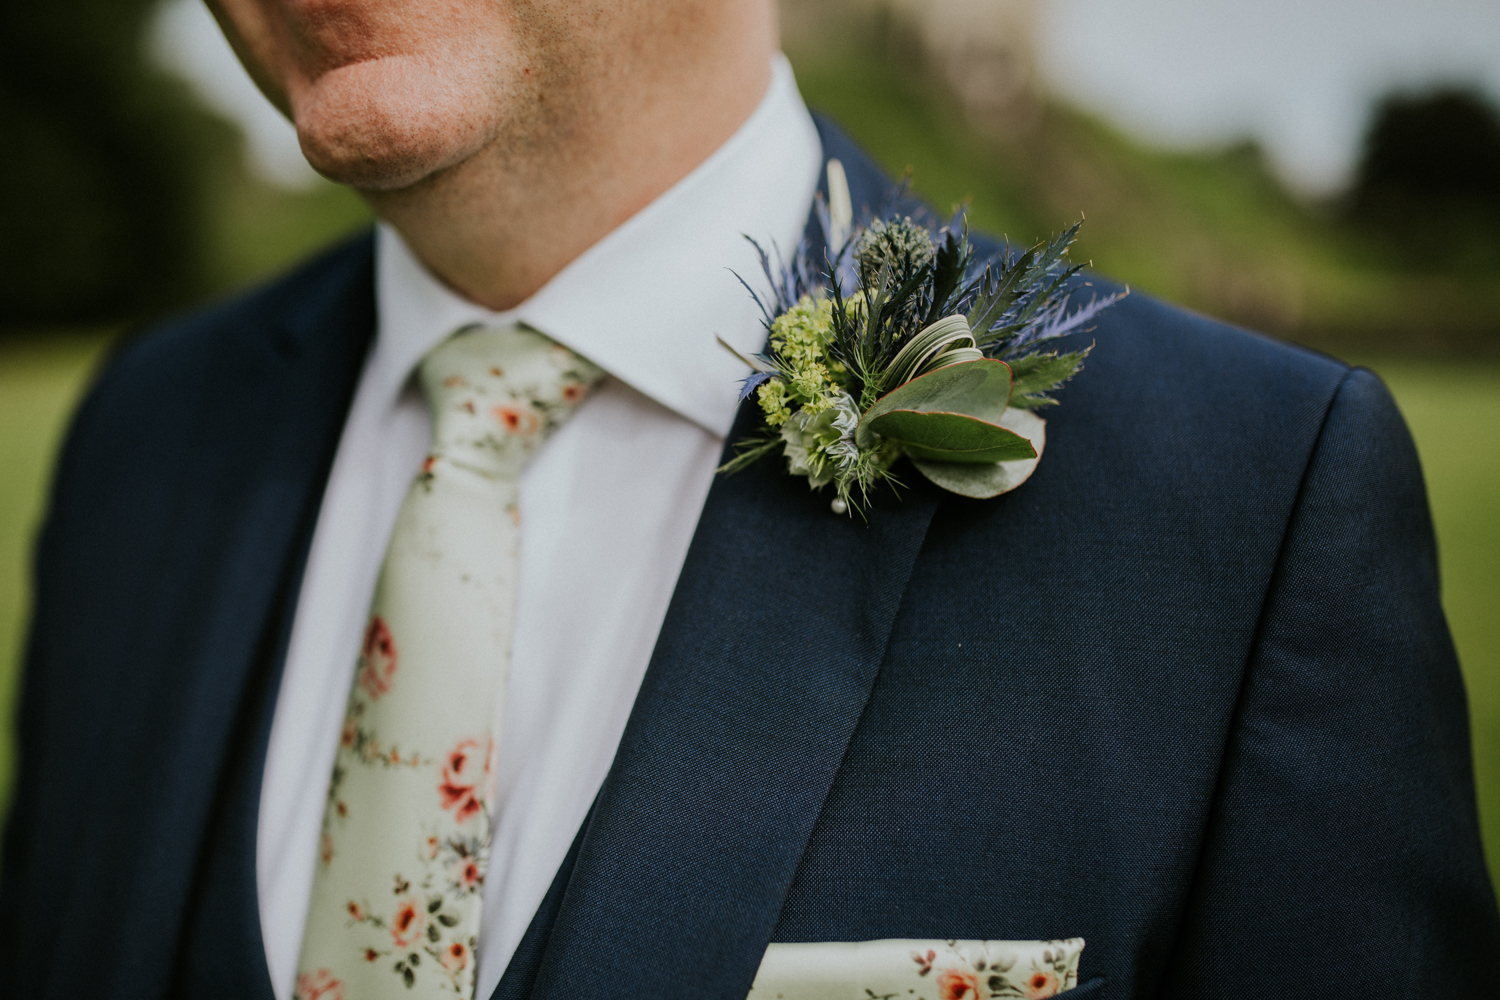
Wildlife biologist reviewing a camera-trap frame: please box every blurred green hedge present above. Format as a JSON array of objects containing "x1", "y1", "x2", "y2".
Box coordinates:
[
  {"x1": 0, "y1": 0, "x2": 220, "y2": 323},
  {"x1": 0, "y1": 0, "x2": 372, "y2": 330}
]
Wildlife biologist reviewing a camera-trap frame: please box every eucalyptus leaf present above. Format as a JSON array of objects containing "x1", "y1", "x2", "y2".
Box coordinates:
[
  {"x1": 910, "y1": 407, "x2": 1047, "y2": 498},
  {"x1": 878, "y1": 411, "x2": 1036, "y2": 463},
  {"x1": 857, "y1": 358, "x2": 1014, "y2": 449}
]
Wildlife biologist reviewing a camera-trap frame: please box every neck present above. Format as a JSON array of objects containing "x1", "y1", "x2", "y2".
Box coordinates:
[{"x1": 364, "y1": 10, "x2": 776, "y2": 312}]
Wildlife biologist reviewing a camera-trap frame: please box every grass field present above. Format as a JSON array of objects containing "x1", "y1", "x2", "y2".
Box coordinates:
[
  {"x1": 0, "y1": 332, "x2": 113, "y2": 785},
  {"x1": 1362, "y1": 358, "x2": 1500, "y2": 879},
  {"x1": 0, "y1": 334, "x2": 1497, "y2": 892}
]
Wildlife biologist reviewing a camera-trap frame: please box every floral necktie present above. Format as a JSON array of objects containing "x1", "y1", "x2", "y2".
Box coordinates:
[{"x1": 295, "y1": 324, "x2": 602, "y2": 1000}]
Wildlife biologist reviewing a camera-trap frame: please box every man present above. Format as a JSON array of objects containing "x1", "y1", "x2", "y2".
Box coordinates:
[{"x1": 3, "y1": 0, "x2": 1496, "y2": 996}]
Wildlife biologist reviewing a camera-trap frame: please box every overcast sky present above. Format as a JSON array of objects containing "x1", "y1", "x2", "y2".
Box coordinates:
[
  {"x1": 1036, "y1": 0, "x2": 1500, "y2": 192},
  {"x1": 151, "y1": 0, "x2": 1500, "y2": 193}
]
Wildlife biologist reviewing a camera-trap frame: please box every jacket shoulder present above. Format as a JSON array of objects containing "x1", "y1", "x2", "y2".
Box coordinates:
[
  {"x1": 969, "y1": 224, "x2": 1351, "y2": 409},
  {"x1": 88, "y1": 230, "x2": 375, "y2": 420},
  {"x1": 1093, "y1": 280, "x2": 1347, "y2": 398},
  {"x1": 811, "y1": 111, "x2": 1346, "y2": 398},
  {"x1": 912, "y1": 253, "x2": 1367, "y2": 590},
  {"x1": 42, "y1": 232, "x2": 375, "y2": 542}
]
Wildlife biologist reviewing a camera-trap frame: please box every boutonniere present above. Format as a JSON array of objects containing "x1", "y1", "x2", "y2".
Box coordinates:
[{"x1": 719, "y1": 160, "x2": 1123, "y2": 516}]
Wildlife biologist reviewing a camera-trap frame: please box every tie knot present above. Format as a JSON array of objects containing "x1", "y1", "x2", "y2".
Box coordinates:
[{"x1": 418, "y1": 324, "x2": 603, "y2": 480}]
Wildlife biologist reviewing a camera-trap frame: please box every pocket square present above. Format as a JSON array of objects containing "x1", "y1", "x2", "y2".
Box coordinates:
[{"x1": 747, "y1": 938, "x2": 1085, "y2": 999}]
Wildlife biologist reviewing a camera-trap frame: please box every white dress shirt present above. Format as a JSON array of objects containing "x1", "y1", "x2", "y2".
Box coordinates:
[{"x1": 256, "y1": 55, "x2": 823, "y2": 1000}]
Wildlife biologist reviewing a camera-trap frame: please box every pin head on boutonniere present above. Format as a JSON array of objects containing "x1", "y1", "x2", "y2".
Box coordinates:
[{"x1": 718, "y1": 160, "x2": 1124, "y2": 517}]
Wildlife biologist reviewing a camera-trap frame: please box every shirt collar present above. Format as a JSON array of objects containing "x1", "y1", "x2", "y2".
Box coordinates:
[{"x1": 373, "y1": 54, "x2": 823, "y2": 438}]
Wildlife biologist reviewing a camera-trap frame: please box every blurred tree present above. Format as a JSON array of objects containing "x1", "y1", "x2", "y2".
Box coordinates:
[
  {"x1": 1350, "y1": 87, "x2": 1500, "y2": 266},
  {"x1": 0, "y1": 0, "x2": 229, "y2": 328}
]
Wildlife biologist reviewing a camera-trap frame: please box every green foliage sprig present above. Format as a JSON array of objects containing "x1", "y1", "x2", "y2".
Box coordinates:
[{"x1": 721, "y1": 203, "x2": 1122, "y2": 516}]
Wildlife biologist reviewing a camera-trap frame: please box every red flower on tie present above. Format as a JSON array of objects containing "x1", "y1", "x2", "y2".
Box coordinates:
[
  {"x1": 438, "y1": 738, "x2": 493, "y2": 824},
  {"x1": 441, "y1": 941, "x2": 470, "y2": 973},
  {"x1": 1024, "y1": 970, "x2": 1061, "y2": 997},
  {"x1": 937, "y1": 968, "x2": 981, "y2": 1000},
  {"x1": 294, "y1": 969, "x2": 345, "y2": 1000},
  {"x1": 390, "y1": 897, "x2": 426, "y2": 948},
  {"x1": 356, "y1": 616, "x2": 397, "y2": 700},
  {"x1": 492, "y1": 403, "x2": 540, "y2": 436},
  {"x1": 448, "y1": 851, "x2": 483, "y2": 891}
]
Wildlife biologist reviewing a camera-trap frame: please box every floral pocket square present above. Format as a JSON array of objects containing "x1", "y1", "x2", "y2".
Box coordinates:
[{"x1": 747, "y1": 938, "x2": 1085, "y2": 999}]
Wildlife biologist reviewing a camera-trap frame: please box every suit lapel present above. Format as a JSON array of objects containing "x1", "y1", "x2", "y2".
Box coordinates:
[
  {"x1": 532, "y1": 436, "x2": 939, "y2": 1000},
  {"x1": 66, "y1": 237, "x2": 376, "y2": 999},
  {"x1": 527, "y1": 128, "x2": 940, "y2": 1000}
]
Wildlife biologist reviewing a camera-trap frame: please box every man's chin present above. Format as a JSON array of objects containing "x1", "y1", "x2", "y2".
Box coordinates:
[{"x1": 291, "y1": 56, "x2": 497, "y2": 191}]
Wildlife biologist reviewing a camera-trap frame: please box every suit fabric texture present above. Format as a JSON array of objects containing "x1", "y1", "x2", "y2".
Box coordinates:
[{"x1": 3, "y1": 119, "x2": 1497, "y2": 999}]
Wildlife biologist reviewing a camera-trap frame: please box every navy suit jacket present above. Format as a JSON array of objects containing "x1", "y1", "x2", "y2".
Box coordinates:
[{"x1": 4, "y1": 120, "x2": 1497, "y2": 999}]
